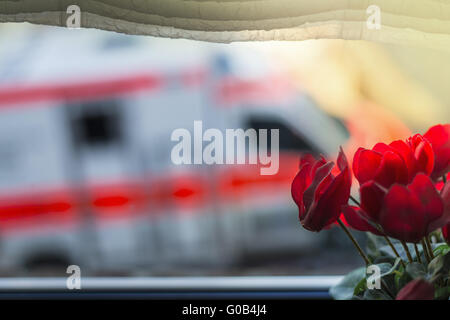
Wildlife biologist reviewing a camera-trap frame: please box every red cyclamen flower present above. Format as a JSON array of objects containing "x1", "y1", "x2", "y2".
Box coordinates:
[
  {"x1": 345, "y1": 174, "x2": 446, "y2": 243},
  {"x1": 396, "y1": 279, "x2": 435, "y2": 300},
  {"x1": 353, "y1": 135, "x2": 434, "y2": 188},
  {"x1": 443, "y1": 224, "x2": 450, "y2": 244},
  {"x1": 291, "y1": 148, "x2": 351, "y2": 232},
  {"x1": 379, "y1": 174, "x2": 444, "y2": 243},
  {"x1": 424, "y1": 124, "x2": 450, "y2": 180},
  {"x1": 440, "y1": 181, "x2": 450, "y2": 243}
]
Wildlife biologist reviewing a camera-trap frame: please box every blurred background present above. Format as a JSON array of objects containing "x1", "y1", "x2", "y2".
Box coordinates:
[{"x1": 0, "y1": 23, "x2": 448, "y2": 277}]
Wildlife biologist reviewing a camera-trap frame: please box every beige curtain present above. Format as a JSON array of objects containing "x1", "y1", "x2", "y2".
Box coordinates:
[{"x1": 0, "y1": 0, "x2": 450, "y2": 51}]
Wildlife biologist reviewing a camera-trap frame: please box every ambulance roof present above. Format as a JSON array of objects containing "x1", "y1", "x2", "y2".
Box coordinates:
[{"x1": 0, "y1": 24, "x2": 277, "y2": 87}]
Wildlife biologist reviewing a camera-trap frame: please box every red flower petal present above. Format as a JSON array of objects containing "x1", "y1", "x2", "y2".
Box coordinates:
[
  {"x1": 443, "y1": 223, "x2": 450, "y2": 244},
  {"x1": 379, "y1": 174, "x2": 443, "y2": 243},
  {"x1": 342, "y1": 205, "x2": 382, "y2": 235},
  {"x1": 353, "y1": 148, "x2": 382, "y2": 185},
  {"x1": 424, "y1": 124, "x2": 450, "y2": 179},
  {"x1": 396, "y1": 279, "x2": 435, "y2": 300},
  {"x1": 408, "y1": 174, "x2": 443, "y2": 229},
  {"x1": 409, "y1": 134, "x2": 435, "y2": 177},
  {"x1": 299, "y1": 149, "x2": 352, "y2": 232},
  {"x1": 360, "y1": 181, "x2": 386, "y2": 222},
  {"x1": 372, "y1": 142, "x2": 391, "y2": 154},
  {"x1": 302, "y1": 161, "x2": 334, "y2": 210},
  {"x1": 430, "y1": 180, "x2": 450, "y2": 231},
  {"x1": 291, "y1": 162, "x2": 312, "y2": 218},
  {"x1": 374, "y1": 151, "x2": 409, "y2": 188},
  {"x1": 299, "y1": 153, "x2": 317, "y2": 169},
  {"x1": 386, "y1": 140, "x2": 416, "y2": 179}
]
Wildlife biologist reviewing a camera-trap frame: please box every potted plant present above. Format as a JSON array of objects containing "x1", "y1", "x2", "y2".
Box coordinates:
[{"x1": 291, "y1": 124, "x2": 449, "y2": 300}]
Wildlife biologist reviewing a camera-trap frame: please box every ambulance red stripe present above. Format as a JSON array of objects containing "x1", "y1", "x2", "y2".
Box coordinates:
[
  {"x1": 0, "y1": 154, "x2": 299, "y2": 233},
  {"x1": 0, "y1": 74, "x2": 164, "y2": 106}
]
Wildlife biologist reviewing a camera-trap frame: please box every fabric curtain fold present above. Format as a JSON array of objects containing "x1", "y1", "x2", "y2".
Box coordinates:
[{"x1": 0, "y1": 0, "x2": 449, "y2": 51}]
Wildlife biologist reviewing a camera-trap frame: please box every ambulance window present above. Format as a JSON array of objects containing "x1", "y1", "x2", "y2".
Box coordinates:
[
  {"x1": 245, "y1": 118, "x2": 316, "y2": 153},
  {"x1": 330, "y1": 115, "x2": 350, "y2": 140},
  {"x1": 71, "y1": 100, "x2": 122, "y2": 147},
  {"x1": 101, "y1": 33, "x2": 138, "y2": 51}
]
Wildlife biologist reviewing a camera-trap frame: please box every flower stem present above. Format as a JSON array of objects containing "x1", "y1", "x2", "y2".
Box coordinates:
[
  {"x1": 374, "y1": 224, "x2": 404, "y2": 264},
  {"x1": 379, "y1": 232, "x2": 405, "y2": 267},
  {"x1": 421, "y1": 239, "x2": 431, "y2": 263},
  {"x1": 401, "y1": 241, "x2": 413, "y2": 263},
  {"x1": 338, "y1": 220, "x2": 394, "y2": 299},
  {"x1": 349, "y1": 195, "x2": 361, "y2": 206},
  {"x1": 443, "y1": 174, "x2": 447, "y2": 184},
  {"x1": 426, "y1": 237, "x2": 435, "y2": 259},
  {"x1": 337, "y1": 218, "x2": 371, "y2": 265},
  {"x1": 414, "y1": 243, "x2": 422, "y2": 263}
]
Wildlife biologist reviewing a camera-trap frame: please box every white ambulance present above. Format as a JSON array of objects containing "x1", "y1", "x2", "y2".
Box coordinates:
[{"x1": 0, "y1": 26, "x2": 348, "y2": 274}]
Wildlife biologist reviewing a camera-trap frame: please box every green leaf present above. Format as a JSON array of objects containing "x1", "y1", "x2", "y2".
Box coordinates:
[
  {"x1": 379, "y1": 243, "x2": 418, "y2": 261},
  {"x1": 367, "y1": 234, "x2": 385, "y2": 260},
  {"x1": 365, "y1": 260, "x2": 401, "y2": 284},
  {"x1": 375, "y1": 260, "x2": 402, "y2": 296},
  {"x1": 434, "y1": 286, "x2": 450, "y2": 300},
  {"x1": 353, "y1": 277, "x2": 367, "y2": 297},
  {"x1": 363, "y1": 288, "x2": 393, "y2": 300},
  {"x1": 380, "y1": 259, "x2": 402, "y2": 278},
  {"x1": 329, "y1": 267, "x2": 366, "y2": 300},
  {"x1": 428, "y1": 252, "x2": 450, "y2": 283},
  {"x1": 394, "y1": 265, "x2": 409, "y2": 291},
  {"x1": 433, "y1": 243, "x2": 450, "y2": 256},
  {"x1": 405, "y1": 262, "x2": 427, "y2": 279}
]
